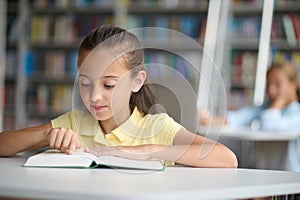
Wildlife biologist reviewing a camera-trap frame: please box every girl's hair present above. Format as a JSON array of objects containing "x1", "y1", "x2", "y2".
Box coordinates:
[
  {"x1": 78, "y1": 24, "x2": 156, "y2": 114},
  {"x1": 267, "y1": 62, "x2": 300, "y2": 102}
]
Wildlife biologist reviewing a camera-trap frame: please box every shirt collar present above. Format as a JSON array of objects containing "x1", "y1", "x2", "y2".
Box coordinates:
[
  {"x1": 72, "y1": 110, "x2": 101, "y2": 136},
  {"x1": 110, "y1": 107, "x2": 142, "y2": 142},
  {"x1": 77, "y1": 107, "x2": 144, "y2": 143}
]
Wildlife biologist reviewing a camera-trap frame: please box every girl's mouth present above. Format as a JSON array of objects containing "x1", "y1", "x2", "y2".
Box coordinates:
[{"x1": 91, "y1": 105, "x2": 107, "y2": 112}]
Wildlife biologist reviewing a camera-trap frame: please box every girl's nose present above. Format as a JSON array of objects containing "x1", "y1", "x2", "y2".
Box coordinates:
[{"x1": 90, "y1": 86, "x2": 103, "y2": 102}]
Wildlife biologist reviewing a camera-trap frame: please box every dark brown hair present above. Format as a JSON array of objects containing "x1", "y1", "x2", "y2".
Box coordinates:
[
  {"x1": 267, "y1": 62, "x2": 300, "y2": 102},
  {"x1": 78, "y1": 24, "x2": 156, "y2": 114}
]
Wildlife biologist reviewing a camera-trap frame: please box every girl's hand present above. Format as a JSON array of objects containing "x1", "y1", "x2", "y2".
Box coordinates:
[
  {"x1": 45, "y1": 128, "x2": 81, "y2": 154},
  {"x1": 198, "y1": 109, "x2": 212, "y2": 126},
  {"x1": 84, "y1": 144, "x2": 165, "y2": 160},
  {"x1": 270, "y1": 95, "x2": 288, "y2": 110},
  {"x1": 270, "y1": 82, "x2": 297, "y2": 110},
  {"x1": 270, "y1": 90, "x2": 295, "y2": 110}
]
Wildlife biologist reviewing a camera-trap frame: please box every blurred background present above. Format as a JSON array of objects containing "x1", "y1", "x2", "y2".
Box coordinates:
[{"x1": 0, "y1": 0, "x2": 300, "y2": 131}]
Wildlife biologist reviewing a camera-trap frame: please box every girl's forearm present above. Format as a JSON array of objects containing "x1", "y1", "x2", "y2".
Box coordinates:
[
  {"x1": 150, "y1": 143, "x2": 238, "y2": 168},
  {"x1": 0, "y1": 123, "x2": 51, "y2": 156}
]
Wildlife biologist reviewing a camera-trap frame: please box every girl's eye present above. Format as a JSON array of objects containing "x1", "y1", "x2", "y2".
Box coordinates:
[
  {"x1": 104, "y1": 84, "x2": 115, "y2": 89},
  {"x1": 80, "y1": 83, "x2": 91, "y2": 87}
]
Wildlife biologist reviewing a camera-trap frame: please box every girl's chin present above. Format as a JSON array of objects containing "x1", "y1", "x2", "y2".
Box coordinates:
[
  {"x1": 94, "y1": 112, "x2": 111, "y2": 121},
  {"x1": 88, "y1": 110, "x2": 111, "y2": 120}
]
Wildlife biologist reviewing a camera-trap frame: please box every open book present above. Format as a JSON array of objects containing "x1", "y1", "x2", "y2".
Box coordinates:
[{"x1": 23, "y1": 149, "x2": 165, "y2": 171}]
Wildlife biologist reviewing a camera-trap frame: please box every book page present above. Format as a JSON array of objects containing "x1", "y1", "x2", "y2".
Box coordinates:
[{"x1": 24, "y1": 149, "x2": 95, "y2": 168}]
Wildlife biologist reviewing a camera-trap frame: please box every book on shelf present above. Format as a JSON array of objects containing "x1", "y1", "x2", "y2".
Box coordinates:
[
  {"x1": 36, "y1": 84, "x2": 48, "y2": 114},
  {"x1": 24, "y1": 149, "x2": 165, "y2": 170},
  {"x1": 282, "y1": 14, "x2": 297, "y2": 46},
  {"x1": 271, "y1": 16, "x2": 285, "y2": 40},
  {"x1": 45, "y1": 51, "x2": 66, "y2": 78},
  {"x1": 6, "y1": 15, "x2": 18, "y2": 44},
  {"x1": 31, "y1": 16, "x2": 52, "y2": 44},
  {"x1": 290, "y1": 13, "x2": 300, "y2": 43}
]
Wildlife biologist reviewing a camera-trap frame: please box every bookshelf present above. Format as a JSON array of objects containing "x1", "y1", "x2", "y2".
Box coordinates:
[
  {"x1": 227, "y1": 0, "x2": 300, "y2": 110},
  {"x1": 271, "y1": 0, "x2": 300, "y2": 69}
]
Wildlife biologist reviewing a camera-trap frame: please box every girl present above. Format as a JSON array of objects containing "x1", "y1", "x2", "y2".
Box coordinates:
[
  {"x1": 0, "y1": 25, "x2": 237, "y2": 168},
  {"x1": 200, "y1": 62, "x2": 300, "y2": 131}
]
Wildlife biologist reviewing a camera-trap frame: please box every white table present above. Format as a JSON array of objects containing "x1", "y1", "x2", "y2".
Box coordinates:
[
  {"x1": 1, "y1": 153, "x2": 300, "y2": 200},
  {"x1": 198, "y1": 125, "x2": 300, "y2": 141},
  {"x1": 198, "y1": 126, "x2": 300, "y2": 169}
]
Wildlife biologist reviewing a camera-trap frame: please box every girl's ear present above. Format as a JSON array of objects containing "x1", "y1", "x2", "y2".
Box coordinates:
[{"x1": 131, "y1": 70, "x2": 146, "y2": 93}]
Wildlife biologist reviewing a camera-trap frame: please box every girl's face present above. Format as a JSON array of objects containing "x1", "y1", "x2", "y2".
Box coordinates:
[
  {"x1": 266, "y1": 68, "x2": 297, "y2": 102},
  {"x1": 78, "y1": 50, "x2": 144, "y2": 123}
]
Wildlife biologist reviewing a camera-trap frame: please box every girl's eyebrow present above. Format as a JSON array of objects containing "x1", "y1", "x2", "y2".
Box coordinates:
[
  {"x1": 79, "y1": 74, "x2": 119, "y2": 80},
  {"x1": 79, "y1": 74, "x2": 89, "y2": 78},
  {"x1": 101, "y1": 75, "x2": 119, "y2": 80}
]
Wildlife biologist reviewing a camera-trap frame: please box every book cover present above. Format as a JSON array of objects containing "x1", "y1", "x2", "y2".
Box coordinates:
[{"x1": 23, "y1": 149, "x2": 165, "y2": 171}]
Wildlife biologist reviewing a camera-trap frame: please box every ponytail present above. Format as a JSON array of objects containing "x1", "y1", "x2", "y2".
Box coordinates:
[{"x1": 130, "y1": 84, "x2": 157, "y2": 114}]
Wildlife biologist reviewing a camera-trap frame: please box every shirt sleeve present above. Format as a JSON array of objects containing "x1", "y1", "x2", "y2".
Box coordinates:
[
  {"x1": 260, "y1": 108, "x2": 300, "y2": 131},
  {"x1": 51, "y1": 112, "x2": 74, "y2": 129},
  {"x1": 156, "y1": 113, "x2": 182, "y2": 145},
  {"x1": 227, "y1": 106, "x2": 262, "y2": 127}
]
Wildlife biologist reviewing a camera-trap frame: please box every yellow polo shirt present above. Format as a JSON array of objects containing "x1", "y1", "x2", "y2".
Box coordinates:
[{"x1": 51, "y1": 107, "x2": 182, "y2": 149}]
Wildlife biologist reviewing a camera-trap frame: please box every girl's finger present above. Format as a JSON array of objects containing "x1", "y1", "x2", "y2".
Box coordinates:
[
  {"x1": 60, "y1": 130, "x2": 73, "y2": 153},
  {"x1": 48, "y1": 129, "x2": 58, "y2": 148},
  {"x1": 53, "y1": 128, "x2": 66, "y2": 150},
  {"x1": 67, "y1": 135, "x2": 79, "y2": 155}
]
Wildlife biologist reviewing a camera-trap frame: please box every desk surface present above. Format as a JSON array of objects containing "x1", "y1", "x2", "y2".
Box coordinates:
[
  {"x1": 1, "y1": 154, "x2": 300, "y2": 200},
  {"x1": 199, "y1": 125, "x2": 300, "y2": 141}
]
